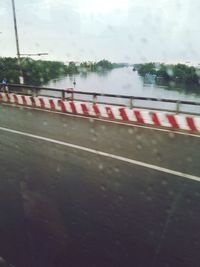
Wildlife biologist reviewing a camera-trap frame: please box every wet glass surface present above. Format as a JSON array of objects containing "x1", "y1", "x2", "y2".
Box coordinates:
[{"x1": 1, "y1": 0, "x2": 200, "y2": 267}]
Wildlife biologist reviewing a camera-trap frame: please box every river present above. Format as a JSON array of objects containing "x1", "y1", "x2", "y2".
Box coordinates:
[{"x1": 44, "y1": 67, "x2": 200, "y2": 113}]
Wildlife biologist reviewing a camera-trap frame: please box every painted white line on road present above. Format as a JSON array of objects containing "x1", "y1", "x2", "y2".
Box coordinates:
[
  {"x1": 0, "y1": 125, "x2": 199, "y2": 182},
  {"x1": 1, "y1": 102, "x2": 200, "y2": 138}
]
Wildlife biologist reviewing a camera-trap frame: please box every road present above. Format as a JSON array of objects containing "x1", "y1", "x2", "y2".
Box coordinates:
[{"x1": 0, "y1": 104, "x2": 200, "y2": 267}]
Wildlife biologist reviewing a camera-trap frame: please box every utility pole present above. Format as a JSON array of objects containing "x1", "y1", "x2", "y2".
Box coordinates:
[
  {"x1": 11, "y1": 0, "x2": 48, "y2": 85},
  {"x1": 11, "y1": 0, "x2": 24, "y2": 84}
]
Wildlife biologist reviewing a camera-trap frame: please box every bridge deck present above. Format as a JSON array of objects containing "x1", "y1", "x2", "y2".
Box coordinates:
[{"x1": 0, "y1": 104, "x2": 200, "y2": 267}]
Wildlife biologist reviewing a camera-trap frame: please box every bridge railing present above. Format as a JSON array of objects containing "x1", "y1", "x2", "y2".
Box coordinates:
[{"x1": 1, "y1": 83, "x2": 200, "y2": 115}]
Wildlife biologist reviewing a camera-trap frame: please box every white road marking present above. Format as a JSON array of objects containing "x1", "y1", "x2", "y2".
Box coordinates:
[
  {"x1": 1, "y1": 102, "x2": 200, "y2": 138},
  {"x1": 0, "y1": 125, "x2": 199, "y2": 182}
]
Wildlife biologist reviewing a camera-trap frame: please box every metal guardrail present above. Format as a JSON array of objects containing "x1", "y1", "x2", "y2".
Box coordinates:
[{"x1": 1, "y1": 83, "x2": 200, "y2": 115}]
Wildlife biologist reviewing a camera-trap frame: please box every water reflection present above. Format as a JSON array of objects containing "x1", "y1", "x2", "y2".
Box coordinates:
[
  {"x1": 43, "y1": 67, "x2": 200, "y2": 113},
  {"x1": 45, "y1": 67, "x2": 200, "y2": 100}
]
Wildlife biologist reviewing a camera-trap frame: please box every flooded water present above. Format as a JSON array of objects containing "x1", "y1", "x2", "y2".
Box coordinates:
[{"x1": 44, "y1": 67, "x2": 200, "y2": 113}]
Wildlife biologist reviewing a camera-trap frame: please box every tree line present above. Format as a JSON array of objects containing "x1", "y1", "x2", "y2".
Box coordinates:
[
  {"x1": 135, "y1": 63, "x2": 200, "y2": 86},
  {"x1": 0, "y1": 58, "x2": 123, "y2": 86}
]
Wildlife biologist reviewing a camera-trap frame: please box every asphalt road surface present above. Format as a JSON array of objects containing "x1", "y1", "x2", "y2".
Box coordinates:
[{"x1": 0, "y1": 104, "x2": 200, "y2": 267}]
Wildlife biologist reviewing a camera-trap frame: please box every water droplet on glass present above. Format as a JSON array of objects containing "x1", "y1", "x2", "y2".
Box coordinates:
[
  {"x1": 128, "y1": 128, "x2": 133, "y2": 134},
  {"x1": 168, "y1": 190, "x2": 174, "y2": 196},
  {"x1": 89, "y1": 117, "x2": 94, "y2": 123},
  {"x1": 186, "y1": 196, "x2": 192, "y2": 204},
  {"x1": 114, "y1": 167, "x2": 119, "y2": 173},
  {"x1": 136, "y1": 135, "x2": 142, "y2": 141},
  {"x1": 146, "y1": 195, "x2": 152, "y2": 201},
  {"x1": 186, "y1": 156, "x2": 192, "y2": 162},
  {"x1": 162, "y1": 180, "x2": 168, "y2": 186},
  {"x1": 98, "y1": 163, "x2": 103, "y2": 170},
  {"x1": 0, "y1": 257, "x2": 5, "y2": 264},
  {"x1": 153, "y1": 148, "x2": 158, "y2": 154},
  {"x1": 56, "y1": 166, "x2": 61, "y2": 172},
  {"x1": 169, "y1": 132, "x2": 175, "y2": 139},
  {"x1": 100, "y1": 185, "x2": 106, "y2": 192},
  {"x1": 148, "y1": 185, "x2": 153, "y2": 191},
  {"x1": 118, "y1": 195, "x2": 124, "y2": 201},
  {"x1": 137, "y1": 144, "x2": 142, "y2": 150},
  {"x1": 151, "y1": 139, "x2": 157, "y2": 145}
]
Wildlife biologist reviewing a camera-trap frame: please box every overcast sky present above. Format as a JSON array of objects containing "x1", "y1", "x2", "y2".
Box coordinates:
[{"x1": 0, "y1": 0, "x2": 200, "y2": 63}]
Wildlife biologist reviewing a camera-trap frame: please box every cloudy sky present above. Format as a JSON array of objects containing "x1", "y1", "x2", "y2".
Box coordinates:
[{"x1": 0, "y1": 0, "x2": 200, "y2": 63}]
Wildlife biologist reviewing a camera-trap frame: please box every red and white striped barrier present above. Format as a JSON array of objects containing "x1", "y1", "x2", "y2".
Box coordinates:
[{"x1": 0, "y1": 92, "x2": 200, "y2": 133}]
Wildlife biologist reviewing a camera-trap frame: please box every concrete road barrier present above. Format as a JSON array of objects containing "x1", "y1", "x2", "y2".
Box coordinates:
[{"x1": 0, "y1": 92, "x2": 199, "y2": 133}]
